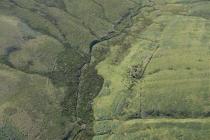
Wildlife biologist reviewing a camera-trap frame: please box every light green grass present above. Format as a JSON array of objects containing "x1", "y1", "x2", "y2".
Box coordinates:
[
  {"x1": 94, "y1": 38, "x2": 156, "y2": 120},
  {"x1": 93, "y1": 118, "x2": 210, "y2": 140},
  {"x1": 93, "y1": 3, "x2": 210, "y2": 139},
  {"x1": 139, "y1": 15, "x2": 210, "y2": 117}
]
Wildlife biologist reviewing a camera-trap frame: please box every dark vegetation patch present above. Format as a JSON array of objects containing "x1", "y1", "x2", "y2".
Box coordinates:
[
  {"x1": 111, "y1": 42, "x2": 132, "y2": 65},
  {"x1": 35, "y1": 0, "x2": 66, "y2": 9},
  {"x1": 0, "y1": 123, "x2": 24, "y2": 140}
]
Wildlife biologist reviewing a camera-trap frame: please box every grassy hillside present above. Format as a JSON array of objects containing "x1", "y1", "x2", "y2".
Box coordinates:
[
  {"x1": 92, "y1": 0, "x2": 210, "y2": 139},
  {"x1": 0, "y1": 64, "x2": 65, "y2": 140},
  {"x1": 0, "y1": 0, "x2": 139, "y2": 139},
  {"x1": 1, "y1": 0, "x2": 210, "y2": 140}
]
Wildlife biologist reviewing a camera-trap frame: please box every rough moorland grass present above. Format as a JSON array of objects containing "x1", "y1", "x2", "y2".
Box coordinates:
[
  {"x1": 0, "y1": 64, "x2": 66, "y2": 140},
  {"x1": 9, "y1": 35, "x2": 64, "y2": 73},
  {"x1": 0, "y1": 15, "x2": 23, "y2": 56},
  {"x1": 0, "y1": 122, "x2": 23, "y2": 140},
  {"x1": 0, "y1": 1, "x2": 141, "y2": 139},
  {"x1": 2, "y1": 0, "x2": 210, "y2": 140},
  {"x1": 64, "y1": 0, "x2": 113, "y2": 37},
  {"x1": 95, "y1": 0, "x2": 135, "y2": 22}
]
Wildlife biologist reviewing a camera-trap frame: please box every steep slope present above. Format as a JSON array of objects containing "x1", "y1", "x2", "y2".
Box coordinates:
[
  {"x1": 92, "y1": 0, "x2": 210, "y2": 139},
  {"x1": 0, "y1": 0, "x2": 139, "y2": 139},
  {"x1": 1, "y1": 0, "x2": 210, "y2": 140}
]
